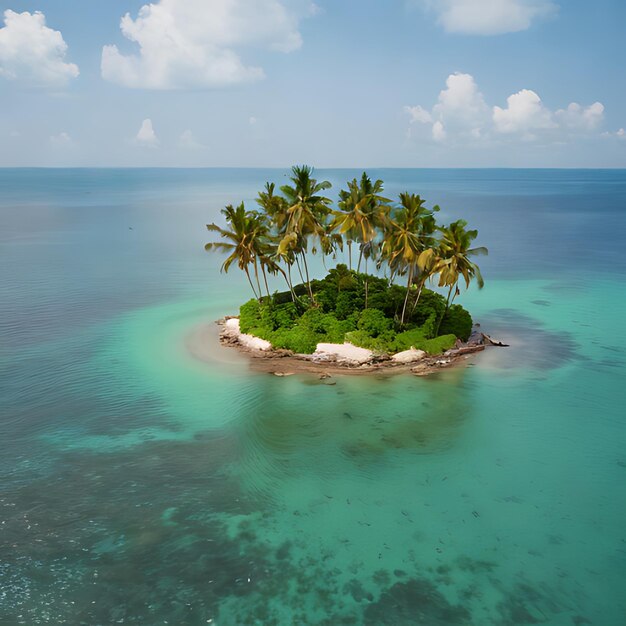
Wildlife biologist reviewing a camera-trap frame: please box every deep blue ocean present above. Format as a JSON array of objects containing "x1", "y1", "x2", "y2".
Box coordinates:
[{"x1": 1, "y1": 168, "x2": 625, "y2": 625}]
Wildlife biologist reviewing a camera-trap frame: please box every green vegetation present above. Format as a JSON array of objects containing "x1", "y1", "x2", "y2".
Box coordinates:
[
  {"x1": 206, "y1": 166, "x2": 487, "y2": 356},
  {"x1": 238, "y1": 266, "x2": 459, "y2": 354}
]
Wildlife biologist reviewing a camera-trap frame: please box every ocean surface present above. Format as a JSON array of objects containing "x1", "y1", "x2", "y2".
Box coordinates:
[{"x1": 1, "y1": 168, "x2": 625, "y2": 625}]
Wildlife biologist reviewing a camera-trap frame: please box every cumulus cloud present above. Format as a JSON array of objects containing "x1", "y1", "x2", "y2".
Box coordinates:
[
  {"x1": 433, "y1": 72, "x2": 489, "y2": 134},
  {"x1": 432, "y1": 120, "x2": 446, "y2": 142},
  {"x1": 555, "y1": 102, "x2": 604, "y2": 131},
  {"x1": 406, "y1": 72, "x2": 489, "y2": 141},
  {"x1": 618, "y1": 128, "x2": 626, "y2": 140},
  {"x1": 418, "y1": 0, "x2": 557, "y2": 35},
  {"x1": 405, "y1": 72, "x2": 607, "y2": 144},
  {"x1": 135, "y1": 119, "x2": 159, "y2": 147},
  {"x1": 493, "y1": 89, "x2": 555, "y2": 136},
  {"x1": 102, "y1": 0, "x2": 316, "y2": 89},
  {"x1": 404, "y1": 105, "x2": 432, "y2": 125},
  {"x1": 0, "y1": 10, "x2": 79, "y2": 87}
]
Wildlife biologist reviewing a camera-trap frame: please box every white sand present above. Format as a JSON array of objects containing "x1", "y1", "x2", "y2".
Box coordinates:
[
  {"x1": 391, "y1": 348, "x2": 427, "y2": 363},
  {"x1": 223, "y1": 318, "x2": 272, "y2": 351},
  {"x1": 312, "y1": 342, "x2": 374, "y2": 365},
  {"x1": 224, "y1": 318, "x2": 240, "y2": 332}
]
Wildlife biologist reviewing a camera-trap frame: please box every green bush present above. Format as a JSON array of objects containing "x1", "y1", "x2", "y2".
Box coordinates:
[
  {"x1": 239, "y1": 299, "x2": 266, "y2": 334},
  {"x1": 335, "y1": 291, "x2": 361, "y2": 320},
  {"x1": 269, "y1": 327, "x2": 319, "y2": 354},
  {"x1": 393, "y1": 328, "x2": 428, "y2": 352},
  {"x1": 439, "y1": 304, "x2": 473, "y2": 341},
  {"x1": 271, "y1": 289, "x2": 293, "y2": 305},
  {"x1": 345, "y1": 329, "x2": 396, "y2": 353},
  {"x1": 357, "y1": 308, "x2": 392, "y2": 337},
  {"x1": 239, "y1": 299, "x2": 299, "y2": 338},
  {"x1": 422, "y1": 334, "x2": 457, "y2": 354},
  {"x1": 238, "y1": 267, "x2": 472, "y2": 356},
  {"x1": 409, "y1": 289, "x2": 446, "y2": 338}
]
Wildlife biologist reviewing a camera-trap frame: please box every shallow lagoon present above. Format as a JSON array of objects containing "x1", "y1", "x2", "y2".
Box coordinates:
[{"x1": 1, "y1": 169, "x2": 625, "y2": 624}]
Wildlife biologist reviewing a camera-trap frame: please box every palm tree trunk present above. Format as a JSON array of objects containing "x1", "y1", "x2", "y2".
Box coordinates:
[
  {"x1": 400, "y1": 265, "x2": 414, "y2": 327},
  {"x1": 301, "y1": 251, "x2": 315, "y2": 303},
  {"x1": 435, "y1": 283, "x2": 456, "y2": 335},
  {"x1": 260, "y1": 263, "x2": 271, "y2": 300},
  {"x1": 410, "y1": 276, "x2": 426, "y2": 316},
  {"x1": 357, "y1": 246, "x2": 363, "y2": 273},
  {"x1": 294, "y1": 255, "x2": 306, "y2": 286},
  {"x1": 347, "y1": 241, "x2": 352, "y2": 271},
  {"x1": 364, "y1": 256, "x2": 369, "y2": 309},
  {"x1": 253, "y1": 258, "x2": 263, "y2": 302},
  {"x1": 244, "y1": 267, "x2": 259, "y2": 300},
  {"x1": 286, "y1": 264, "x2": 297, "y2": 302},
  {"x1": 278, "y1": 265, "x2": 297, "y2": 302}
]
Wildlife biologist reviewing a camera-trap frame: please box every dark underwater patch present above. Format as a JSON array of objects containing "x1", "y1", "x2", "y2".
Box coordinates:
[
  {"x1": 481, "y1": 308, "x2": 580, "y2": 370},
  {"x1": 363, "y1": 578, "x2": 471, "y2": 625}
]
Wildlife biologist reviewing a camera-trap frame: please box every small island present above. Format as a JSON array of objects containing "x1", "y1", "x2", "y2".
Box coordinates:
[{"x1": 206, "y1": 166, "x2": 497, "y2": 376}]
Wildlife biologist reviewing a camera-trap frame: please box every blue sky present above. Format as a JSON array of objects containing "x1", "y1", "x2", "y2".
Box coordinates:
[{"x1": 1, "y1": 0, "x2": 625, "y2": 167}]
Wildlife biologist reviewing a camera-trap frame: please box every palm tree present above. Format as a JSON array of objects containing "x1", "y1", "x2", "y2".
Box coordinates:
[
  {"x1": 257, "y1": 182, "x2": 289, "y2": 228},
  {"x1": 333, "y1": 172, "x2": 390, "y2": 272},
  {"x1": 333, "y1": 172, "x2": 390, "y2": 307},
  {"x1": 424, "y1": 219, "x2": 488, "y2": 333},
  {"x1": 381, "y1": 193, "x2": 439, "y2": 325},
  {"x1": 205, "y1": 202, "x2": 269, "y2": 300},
  {"x1": 317, "y1": 221, "x2": 344, "y2": 270},
  {"x1": 279, "y1": 165, "x2": 333, "y2": 302},
  {"x1": 256, "y1": 182, "x2": 297, "y2": 299}
]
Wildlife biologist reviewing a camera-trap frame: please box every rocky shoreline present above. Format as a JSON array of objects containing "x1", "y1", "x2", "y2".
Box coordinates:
[{"x1": 216, "y1": 317, "x2": 505, "y2": 377}]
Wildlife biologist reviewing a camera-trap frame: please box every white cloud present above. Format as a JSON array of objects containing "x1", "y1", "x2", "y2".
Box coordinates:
[
  {"x1": 406, "y1": 72, "x2": 489, "y2": 141},
  {"x1": 404, "y1": 105, "x2": 432, "y2": 124},
  {"x1": 249, "y1": 116, "x2": 258, "y2": 125},
  {"x1": 433, "y1": 72, "x2": 489, "y2": 130},
  {"x1": 102, "y1": 0, "x2": 316, "y2": 89},
  {"x1": 618, "y1": 128, "x2": 626, "y2": 140},
  {"x1": 432, "y1": 120, "x2": 446, "y2": 142},
  {"x1": 405, "y1": 73, "x2": 606, "y2": 144},
  {"x1": 555, "y1": 102, "x2": 604, "y2": 131},
  {"x1": 0, "y1": 10, "x2": 79, "y2": 87},
  {"x1": 419, "y1": 0, "x2": 557, "y2": 35},
  {"x1": 493, "y1": 89, "x2": 555, "y2": 135},
  {"x1": 135, "y1": 119, "x2": 159, "y2": 147}
]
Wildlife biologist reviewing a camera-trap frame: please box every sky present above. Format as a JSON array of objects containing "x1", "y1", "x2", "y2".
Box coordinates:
[{"x1": 1, "y1": 0, "x2": 625, "y2": 167}]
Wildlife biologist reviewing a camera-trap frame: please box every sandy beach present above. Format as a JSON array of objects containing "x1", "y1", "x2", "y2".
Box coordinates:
[{"x1": 183, "y1": 317, "x2": 490, "y2": 378}]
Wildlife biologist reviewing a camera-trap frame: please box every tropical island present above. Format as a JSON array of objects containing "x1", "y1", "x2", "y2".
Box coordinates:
[{"x1": 205, "y1": 166, "x2": 496, "y2": 376}]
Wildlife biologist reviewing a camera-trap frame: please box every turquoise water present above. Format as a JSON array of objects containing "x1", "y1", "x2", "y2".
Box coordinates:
[{"x1": 1, "y1": 169, "x2": 625, "y2": 625}]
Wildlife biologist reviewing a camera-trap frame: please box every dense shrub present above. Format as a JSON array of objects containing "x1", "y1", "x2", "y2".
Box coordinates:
[
  {"x1": 357, "y1": 308, "x2": 392, "y2": 337},
  {"x1": 270, "y1": 327, "x2": 320, "y2": 354},
  {"x1": 335, "y1": 291, "x2": 361, "y2": 320},
  {"x1": 422, "y1": 334, "x2": 457, "y2": 353},
  {"x1": 238, "y1": 268, "x2": 471, "y2": 355},
  {"x1": 239, "y1": 298, "x2": 298, "y2": 336},
  {"x1": 439, "y1": 304, "x2": 473, "y2": 342},
  {"x1": 345, "y1": 329, "x2": 397, "y2": 353},
  {"x1": 346, "y1": 328, "x2": 457, "y2": 355},
  {"x1": 410, "y1": 289, "x2": 446, "y2": 338},
  {"x1": 239, "y1": 299, "x2": 267, "y2": 335}
]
